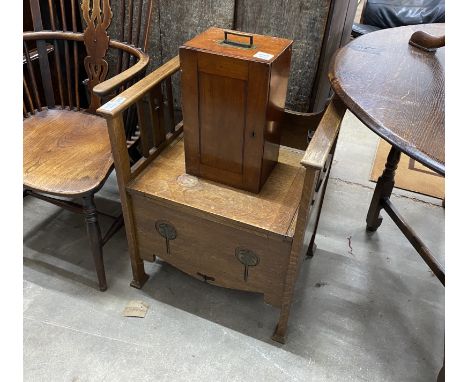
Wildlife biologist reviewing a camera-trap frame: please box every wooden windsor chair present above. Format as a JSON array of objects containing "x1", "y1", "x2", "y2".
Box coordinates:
[{"x1": 23, "y1": 0, "x2": 156, "y2": 291}]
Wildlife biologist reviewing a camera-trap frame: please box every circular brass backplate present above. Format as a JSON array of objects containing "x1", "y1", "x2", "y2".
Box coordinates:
[
  {"x1": 155, "y1": 220, "x2": 177, "y2": 240},
  {"x1": 235, "y1": 247, "x2": 259, "y2": 267}
]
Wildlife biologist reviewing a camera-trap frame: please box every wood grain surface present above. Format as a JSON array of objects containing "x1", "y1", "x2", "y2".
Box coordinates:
[
  {"x1": 97, "y1": 56, "x2": 180, "y2": 117},
  {"x1": 100, "y1": 57, "x2": 345, "y2": 337},
  {"x1": 127, "y1": 136, "x2": 305, "y2": 241},
  {"x1": 180, "y1": 27, "x2": 292, "y2": 192},
  {"x1": 301, "y1": 97, "x2": 347, "y2": 169},
  {"x1": 23, "y1": 109, "x2": 113, "y2": 196},
  {"x1": 182, "y1": 27, "x2": 292, "y2": 62},
  {"x1": 330, "y1": 23, "x2": 445, "y2": 174}
]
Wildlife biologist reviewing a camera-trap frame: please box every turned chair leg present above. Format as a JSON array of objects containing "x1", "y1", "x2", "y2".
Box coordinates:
[
  {"x1": 366, "y1": 146, "x2": 401, "y2": 231},
  {"x1": 83, "y1": 195, "x2": 107, "y2": 291}
]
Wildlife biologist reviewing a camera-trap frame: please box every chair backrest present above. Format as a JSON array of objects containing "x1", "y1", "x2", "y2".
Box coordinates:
[
  {"x1": 23, "y1": 0, "x2": 154, "y2": 116},
  {"x1": 362, "y1": 0, "x2": 445, "y2": 28}
]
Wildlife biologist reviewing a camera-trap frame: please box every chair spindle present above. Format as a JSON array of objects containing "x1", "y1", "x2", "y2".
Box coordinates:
[
  {"x1": 30, "y1": 0, "x2": 55, "y2": 108},
  {"x1": 165, "y1": 77, "x2": 175, "y2": 133},
  {"x1": 59, "y1": 0, "x2": 73, "y2": 109},
  {"x1": 122, "y1": 0, "x2": 134, "y2": 72},
  {"x1": 23, "y1": 74, "x2": 35, "y2": 114},
  {"x1": 116, "y1": 0, "x2": 126, "y2": 75},
  {"x1": 47, "y1": 0, "x2": 65, "y2": 109},
  {"x1": 143, "y1": 0, "x2": 153, "y2": 51},
  {"x1": 71, "y1": 0, "x2": 80, "y2": 110},
  {"x1": 136, "y1": 99, "x2": 151, "y2": 157},
  {"x1": 149, "y1": 85, "x2": 166, "y2": 146},
  {"x1": 134, "y1": 0, "x2": 143, "y2": 48},
  {"x1": 23, "y1": 42, "x2": 42, "y2": 111}
]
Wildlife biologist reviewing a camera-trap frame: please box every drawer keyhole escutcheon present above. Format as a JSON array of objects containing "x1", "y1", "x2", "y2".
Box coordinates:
[
  {"x1": 155, "y1": 220, "x2": 177, "y2": 255},
  {"x1": 197, "y1": 272, "x2": 215, "y2": 283},
  {"x1": 235, "y1": 247, "x2": 259, "y2": 282}
]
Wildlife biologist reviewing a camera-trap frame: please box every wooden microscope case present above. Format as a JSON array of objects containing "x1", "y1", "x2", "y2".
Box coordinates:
[{"x1": 180, "y1": 27, "x2": 293, "y2": 193}]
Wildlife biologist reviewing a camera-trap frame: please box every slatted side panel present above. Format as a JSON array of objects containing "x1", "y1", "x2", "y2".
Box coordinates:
[{"x1": 131, "y1": 72, "x2": 182, "y2": 170}]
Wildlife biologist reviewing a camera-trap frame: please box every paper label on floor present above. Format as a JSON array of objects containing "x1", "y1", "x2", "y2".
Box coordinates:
[{"x1": 122, "y1": 300, "x2": 149, "y2": 318}]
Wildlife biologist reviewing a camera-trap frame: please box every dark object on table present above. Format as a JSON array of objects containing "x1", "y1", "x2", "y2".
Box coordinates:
[
  {"x1": 409, "y1": 30, "x2": 445, "y2": 51},
  {"x1": 352, "y1": 0, "x2": 445, "y2": 37},
  {"x1": 180, "y1": 27, "x2": 293, "y2": 193},
  {"x1": 23, "y1": 0, "x2": 154, "y2": 291}
]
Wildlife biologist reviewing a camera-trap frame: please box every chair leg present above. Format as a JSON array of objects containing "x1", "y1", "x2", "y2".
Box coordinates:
[
  {"x1": 366, "y1": 146, "x2": 401, "y2": 231},
  {"x1": 83, "y1": 195, "x2": 107, "y2": 291}
]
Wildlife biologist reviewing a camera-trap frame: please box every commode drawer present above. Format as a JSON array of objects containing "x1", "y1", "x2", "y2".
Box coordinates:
[{"x1": 131, "y1": 194, "x2": 292, "y2": 307}]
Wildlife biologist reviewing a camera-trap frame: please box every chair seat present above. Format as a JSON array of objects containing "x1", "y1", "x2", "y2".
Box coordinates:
[{"x1": 23, "y1": 109, "x2": 113, "y2": 196}]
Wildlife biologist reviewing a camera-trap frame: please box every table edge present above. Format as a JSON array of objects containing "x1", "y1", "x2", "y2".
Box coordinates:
[{"x1": 328, "y1": 28, "x2": 445, "y2": 176}]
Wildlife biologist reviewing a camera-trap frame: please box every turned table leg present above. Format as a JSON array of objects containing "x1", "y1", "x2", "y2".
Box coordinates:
[
  {"x1": 83, "y1": 195, "x2": 107, "y2": 291},
  {"x1": 366, "y1": 146, "x2": 401, "y2": 231}
]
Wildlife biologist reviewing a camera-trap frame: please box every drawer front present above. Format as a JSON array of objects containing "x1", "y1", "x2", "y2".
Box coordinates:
[{"x1": 132, "y1": 195, "x2": 291, "y2": 307}]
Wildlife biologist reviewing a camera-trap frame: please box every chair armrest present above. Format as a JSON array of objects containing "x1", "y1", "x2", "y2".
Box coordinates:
[
  {"x1": 351, "y1": 23, "x2": 381, "y2": 38},
  {"x1": 92, "y1": 53, "x2": 150, "y2": 98},
  {"x1": 97, "y1": 55, "x2": 180, "y2": 118},
  {"x1": 301, "y1": 96, "x2": 347, "y2": 169}
]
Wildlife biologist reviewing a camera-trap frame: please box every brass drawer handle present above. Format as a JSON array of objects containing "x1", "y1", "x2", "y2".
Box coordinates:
[
  {"x1": 235, "y1": 247, "x2": 259, "y2": 282},
  {"x1": 155, "y1": 220, "x2": 177, "y2": 255}
]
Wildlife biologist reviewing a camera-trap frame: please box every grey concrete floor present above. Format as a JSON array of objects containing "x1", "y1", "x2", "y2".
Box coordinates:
[{"x1": 23, "y1": 111, "x2": 445, "y2": 381}]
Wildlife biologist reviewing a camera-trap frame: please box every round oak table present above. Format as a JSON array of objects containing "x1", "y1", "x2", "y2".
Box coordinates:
[
  {"x1": 329, "y1": 23, "x2": 445, "y2": 381},
  {"x1": 330, "y1": 23, "x2": 445, "y2": 284}
]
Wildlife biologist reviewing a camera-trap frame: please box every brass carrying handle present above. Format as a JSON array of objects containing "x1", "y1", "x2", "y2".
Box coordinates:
[
  {"x1": 223, "y1": 30, "x2": 254, "y2": 48},
  {"x1": 409, "y1": 31, "x2": 445, "y2": 52}
]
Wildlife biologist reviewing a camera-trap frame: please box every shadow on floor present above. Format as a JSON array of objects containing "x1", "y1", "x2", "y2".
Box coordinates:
[{"x1": 23, "y1": 192, "x2": 443, "y2": 380}]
